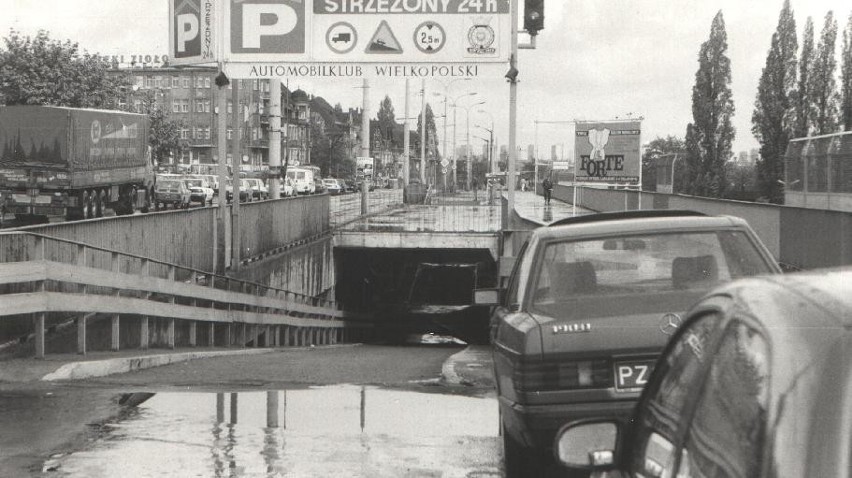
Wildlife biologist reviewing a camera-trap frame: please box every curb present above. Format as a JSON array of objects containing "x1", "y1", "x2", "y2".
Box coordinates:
[
  {"x1": 41, "y1": 348, "x2": 277, "y2": 381},
  {"x1": 441, "y1": 345, "x2": 493, "y2": 387}
]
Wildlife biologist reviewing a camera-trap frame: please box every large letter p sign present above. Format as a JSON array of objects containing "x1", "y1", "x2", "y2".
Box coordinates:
[
  {"x1": 241, "y1": 4, "x2": 298, "y2": 48},
  {"x1": 177, "y1": 14, "x2": 199, "y2": 53}
]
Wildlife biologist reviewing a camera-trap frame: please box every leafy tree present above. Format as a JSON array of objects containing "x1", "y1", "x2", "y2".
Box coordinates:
[
  {"x1": 376, "y1": 95, "x2": 398, "y2": 149},
  {"x1": 415, "y1": 103, "x2": 439, "y2": 161},
  {"x1": 684, "y1": 11, "x2": 735, "y2": 198},
  {"x1": 752, "y1": 0, "x2": 797, "y2": 204},
  {"x1": 726, "y1": 158, "x2": 758, "y2": 200},
  {"x1": 0, "y1": 30, "x2": 128, "y2": 108},
  {"x1": 794, "y1": 17, "x2": 816, "y2": 137},
  {"x1": 133, "y1": 91, "x2": 187, "y2": 167},
  {"x1": 841, "y1": 13, "x2": 852, "y2": 130},
  {"x1": 642, "y1": 136, "x2": 686, "y2": 192},
  {"x1": 310, "y1": 118, "x2": 351, "y2": 177},
  {"x1": 809, "y1": 12, "x2": 840, "y2": 135}
]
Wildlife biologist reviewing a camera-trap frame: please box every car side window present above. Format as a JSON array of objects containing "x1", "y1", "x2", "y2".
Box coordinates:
[
  {"x1": 678, "y1": 320, "x2": 770, "y2": 478},
  {"x1": 628, "y1": 313, "x2": 723, "y2": 477}
]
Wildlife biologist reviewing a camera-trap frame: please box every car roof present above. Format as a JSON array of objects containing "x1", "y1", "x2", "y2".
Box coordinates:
[
  {"x1": 726, "y1": 268, "x2": 852, "y2": 327},
  {"x1": 534, "y1": 212, "x2": 748, "y2": 241}
]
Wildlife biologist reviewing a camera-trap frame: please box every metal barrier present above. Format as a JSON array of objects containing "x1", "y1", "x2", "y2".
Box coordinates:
[{"x1": 0, "y1": 231, "x2": 372, "y2": 358}]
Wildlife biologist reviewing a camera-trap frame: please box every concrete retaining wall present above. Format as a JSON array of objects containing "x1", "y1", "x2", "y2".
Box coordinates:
[{"x1": 553, "y1": 185, "x2": 852, "y2": 270}]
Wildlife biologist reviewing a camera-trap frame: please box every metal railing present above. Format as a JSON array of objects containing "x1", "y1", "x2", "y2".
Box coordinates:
[{"x1": 0, "y1": 231, "x2": 372, "y2": 358}]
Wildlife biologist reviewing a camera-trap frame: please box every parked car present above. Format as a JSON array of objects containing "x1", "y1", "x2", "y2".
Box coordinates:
[
  {"x1": 554, "y1": 267, "x2": 852, "y2": 478},
  {"x1": 183, "y1": 178, "x2": 214, "y2": 205},
  {"x1": 286, "y1": 167, "x2": 316, "y2": 195},
  {"x1": 477, "y1": 210, "x2": 782, "y2": 477},
  {"x1": 154, "y1": 179, "x2": 191, "y2": 209},
  {"x1": 243, "y1": 178, "x2": 268, "y2": 200},
  {"x1": 225, "y1": 179, "x2": 250, "y2": 203},
  {"x1": 314, "y1": 177, "x2": 326, "y2": 194},
  {"x1": 323, "y1": 178, "x2": 343, "y2": 195}
]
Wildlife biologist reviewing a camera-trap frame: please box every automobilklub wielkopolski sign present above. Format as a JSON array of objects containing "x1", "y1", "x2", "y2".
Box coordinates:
[{"x1": 169, "y1": 0, "x2": 511, "y2": 79}]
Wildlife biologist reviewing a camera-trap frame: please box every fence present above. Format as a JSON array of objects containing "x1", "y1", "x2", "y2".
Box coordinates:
[{"x1": 0, "y1": 231, "x2": 372, "y2": 358}]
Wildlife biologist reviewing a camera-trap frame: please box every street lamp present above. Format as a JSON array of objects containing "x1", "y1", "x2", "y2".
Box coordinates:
[
  {"x1": 476, "y1": 109, "x2": 495, "y2": 174},
  {"x1": 462, "y1": 99, "x2": 486, "y2": 189}
]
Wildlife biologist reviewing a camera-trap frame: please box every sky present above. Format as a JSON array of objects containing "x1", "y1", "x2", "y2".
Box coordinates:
[{"x1": 4, "y1": 0, "x2": 851, "y2": 160}]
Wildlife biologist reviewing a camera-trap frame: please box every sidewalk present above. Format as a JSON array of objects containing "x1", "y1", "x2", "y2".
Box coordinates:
[
  {"x1": 510, "y1": 190, "x2": 595, "y2": 226},
  {"x1": 0, "y1": 347, "x2": 279, "y2": 383}
]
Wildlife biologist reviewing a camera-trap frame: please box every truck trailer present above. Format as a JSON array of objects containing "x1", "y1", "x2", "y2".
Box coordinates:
[{"x1": 0, "y1": 105, "x2": 155, "y2": 220}]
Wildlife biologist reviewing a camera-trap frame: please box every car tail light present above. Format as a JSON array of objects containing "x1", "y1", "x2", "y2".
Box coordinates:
[{"x1": 514, "y1": 359, "x2": 613, "y2": 392}]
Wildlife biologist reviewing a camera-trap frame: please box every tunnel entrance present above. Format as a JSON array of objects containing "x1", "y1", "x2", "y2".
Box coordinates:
[{"x1": 334, "y1": 247, "x2": 498, "y2": 344}]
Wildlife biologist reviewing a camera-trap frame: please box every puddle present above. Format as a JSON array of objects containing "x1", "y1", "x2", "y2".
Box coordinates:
[{"x1": 47, "y1": 385, "x2": 502, "y2": 477}]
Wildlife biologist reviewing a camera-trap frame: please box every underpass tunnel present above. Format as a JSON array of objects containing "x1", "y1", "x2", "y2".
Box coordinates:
[{"x1": 334, "y1": 247, "x2": 499, "y2": 344}]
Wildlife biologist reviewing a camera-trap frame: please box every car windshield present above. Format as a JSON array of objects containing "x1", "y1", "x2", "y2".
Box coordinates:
[
  {"x1": 530, "y1": 231, "x2": 774, "y2": 316},
  {"x1": 159, "y1": 181, "x2": 181, "y2": 191},
  {"x1": 185, "y1": 180, "x2": 202, "y2": 187}
]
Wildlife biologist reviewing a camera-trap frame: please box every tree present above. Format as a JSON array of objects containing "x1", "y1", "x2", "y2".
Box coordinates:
[
  {"x1": 415, "y1": 103, "x2": 439, "y2": 160},
  {"x1": 794, "y1": 17, "x2": 816, "y2": 137},
  {"x1": 642, "y1": 136, "x2": 686, "y2": 192},
  {"x1": 841, "y1": 13, "x2": 852, "y2": 130},
  {"x1": 809, "y1": 12, "x2": 840, "y2": 134},
  {"x1": 684, "y1": 11, "x2": 735, "y2": 198},
  {"x1": 376, "y1": 95, "x2": 398, "y2": 149},
  {"x1": 0, "y1": 30, "x2": 128, "y2": 108},
  {"x1": 133, "y1": 91, "x2": 187, "y2": 168},
  {"x1": 752, "y1": 0, "x2": 797, "y2": 204}
]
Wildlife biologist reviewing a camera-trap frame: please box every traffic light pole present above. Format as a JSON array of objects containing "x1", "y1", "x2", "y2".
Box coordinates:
[{"x1": 507, "y1": 0, "x2": 519, "y2": 244}]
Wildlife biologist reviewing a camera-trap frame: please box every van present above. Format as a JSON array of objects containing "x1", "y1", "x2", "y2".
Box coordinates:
[{"x1": 286, "y1": 167, "x2": 316, "y2": 194}]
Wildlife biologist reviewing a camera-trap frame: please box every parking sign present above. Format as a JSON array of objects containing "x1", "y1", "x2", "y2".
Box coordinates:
[{"x1": 169, "y1": 0, "x2": 217, "y2": 65}]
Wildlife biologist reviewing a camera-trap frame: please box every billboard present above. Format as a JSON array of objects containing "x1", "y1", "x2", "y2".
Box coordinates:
[
  {"x1": 169, "y1": 0, "x2": 217, "y2": 65},
  {"x1": 574, "y1": 121, "x2": 641, "y2": 184}
]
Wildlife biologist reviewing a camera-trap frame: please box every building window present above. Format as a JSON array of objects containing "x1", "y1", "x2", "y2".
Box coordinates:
[
  {"x1": 180, "y1": 128, "x2": 189, "y2": 139},
  {"x1": 173, "y1": 101, "x2": 180, "y2": 113},
  {"x1": 145, "y1": 77, "x2": 155, "y2": 88},
  {"x1": 181, "y1": 100, "x2": 189, "y2": 113},
  {"x1": 204, "y1": 100, "x2": 211, "y2": 113},
  {"x1": 253, "y1": 79, "x2": 259, "y2": 91},
  {"x1": 227, "y1": 101, "x2": 233, "y2": 114},
  {"x1": 227, "y1": 128, "x2": 233, "y2": 140},
  {"x1": 117, "y1": 98, "x2": 127, "y2": 109},
  {"x1": 183, "y1": 77, "x2": 189, "y2": 88},
  {"x1": 172, "y1": 77, "x2": 180, "y2": 88},
  {"x1": 204, "y1": 128, "x2": 211, "y2": 140},
  {"x1": 205, "y1": 77, "x2": 211, "y2": 88}
]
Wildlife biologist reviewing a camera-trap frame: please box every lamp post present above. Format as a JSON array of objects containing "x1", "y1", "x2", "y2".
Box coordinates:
[
  {"x1": 476, "y1": 109, "x2": 495, "y2": 174},
  {"x1": 432, "y1": 78, "x2": 472, "y2": 191},
  {"x1": 462, "y1": 100, "x2": 486, "y2": 189}
]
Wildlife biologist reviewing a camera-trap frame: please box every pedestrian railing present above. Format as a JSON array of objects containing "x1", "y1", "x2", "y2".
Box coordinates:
[{"x1": 0, "y1": 231, "x2": 373, "y2": 359}]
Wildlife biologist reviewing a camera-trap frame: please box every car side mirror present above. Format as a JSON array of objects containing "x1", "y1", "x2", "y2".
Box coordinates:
[
  {"x1": 473, "y1": 288, "x2": 500, "y2": 306},
  {"x1": 554, "y1": 420, "x2": 620, "y2": 470}
]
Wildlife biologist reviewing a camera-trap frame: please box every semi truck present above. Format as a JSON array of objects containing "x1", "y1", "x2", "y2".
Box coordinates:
[{"x1": 0, "y1": 105, "x2": 155, "y2": 221}]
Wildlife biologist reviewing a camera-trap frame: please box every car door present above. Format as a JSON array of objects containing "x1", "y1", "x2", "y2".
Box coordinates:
[
  {"x1": 624, "y1": 311, "x2": 726, "y2": 477},
  {"x1": 674, "y1": 318, "x2": 770, "y2": 478}
]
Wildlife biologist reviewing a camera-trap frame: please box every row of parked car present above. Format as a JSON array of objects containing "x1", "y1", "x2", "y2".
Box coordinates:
[
  {"x1": 477, "y1": 209, "x2": 851, "y2": 477},
  {"x1": 154, "y1": 174, "x2": 303, "y2": 209}
]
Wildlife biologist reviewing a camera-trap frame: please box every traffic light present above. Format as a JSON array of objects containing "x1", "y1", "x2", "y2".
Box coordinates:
[{"x1": 524, "y1": 0, "x2": 544, "y2": 35}]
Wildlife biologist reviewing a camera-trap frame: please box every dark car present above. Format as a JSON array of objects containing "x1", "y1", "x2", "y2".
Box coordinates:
[
  {"x1": 480, "y1": 211, "x2": 782, "y2": 477},
  {"x1": 554, "y1": 267, "x2": 852, "y2": 478}
]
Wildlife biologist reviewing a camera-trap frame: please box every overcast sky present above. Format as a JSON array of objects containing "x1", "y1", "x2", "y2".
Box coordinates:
[{"x1": 5, "y1": 0, "x2": 851, "y2": 159}]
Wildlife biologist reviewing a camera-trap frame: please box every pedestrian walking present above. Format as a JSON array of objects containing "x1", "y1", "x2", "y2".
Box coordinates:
[
  {"x1": 520, "y1": 177, "x2": 528, "y2": 192},
  {"x1": 472, "y1": 177, "x2": 479, "y2": 201},
  {"x1": 542, "y1": 175, "x2": 553, "y2": 205}
]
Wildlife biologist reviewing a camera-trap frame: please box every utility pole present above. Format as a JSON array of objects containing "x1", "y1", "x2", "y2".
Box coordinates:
[
  {"x1": 269, "y1": 80, "x2": 281, "y2": 199},
  {"x1": 403, "y1": 79, "x2": 410, "y2": 186},
  {"x1": 230, "y1": 80, "x2": 241, "y2": 270},
  {"x1": 215, "y1": 69, "x2": 230, "y2": 273},
  {"x1": 360, "y1": 79, "x2": 370, "y2": 214},
  {"x1": 420, "y1": 79, "x2": 426, "y2": 184}
]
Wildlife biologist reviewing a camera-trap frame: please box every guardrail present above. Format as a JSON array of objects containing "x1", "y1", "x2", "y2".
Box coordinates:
[{"x1": 0, "y1": 231, "x2": 372, "y2": 359}]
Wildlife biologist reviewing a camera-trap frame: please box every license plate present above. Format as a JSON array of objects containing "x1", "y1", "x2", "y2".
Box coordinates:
[{"x1": 614, "y1": 360, "x2": 655, "y2": 391}]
